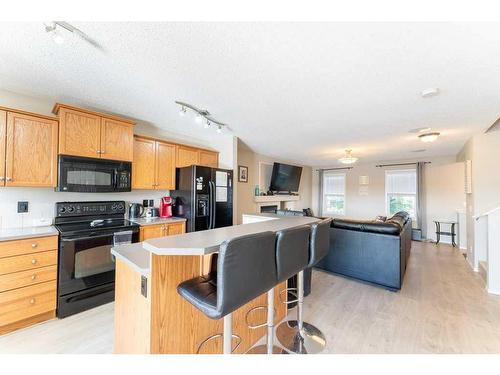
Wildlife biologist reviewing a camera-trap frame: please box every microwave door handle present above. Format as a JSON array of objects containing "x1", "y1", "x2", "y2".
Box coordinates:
[{"x1": 113, "y1": 170, "x2": 118, "y2": 189}]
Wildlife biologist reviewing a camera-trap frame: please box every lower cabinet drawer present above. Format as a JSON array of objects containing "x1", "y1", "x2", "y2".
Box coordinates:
[
  {"x1": 0, "y1": 265, "x2": 58, "y2": 293},
  {"x1": 0, "y1": 280, "x2": 57, "y2": 327},
  {"x1": 0, "y1": 250, "x2": 57, "y2": 275}
]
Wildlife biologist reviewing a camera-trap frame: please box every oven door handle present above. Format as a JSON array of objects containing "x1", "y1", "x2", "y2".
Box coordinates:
[{"x1": 60, "y1": 231, "x2": 135, "y2": 242}]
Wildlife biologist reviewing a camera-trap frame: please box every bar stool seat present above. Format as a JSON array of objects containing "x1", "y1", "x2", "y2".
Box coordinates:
[
  {"x1": 177, "y1": 273, "x2": 217, "y2": 318},
  {"x1": 177, "y1": 231, "x2": 277, "y2": 354}
]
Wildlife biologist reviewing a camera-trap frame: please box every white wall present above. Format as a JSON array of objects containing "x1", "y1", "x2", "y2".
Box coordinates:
[
  {"x1": 312, "y1": 157, "x2": 465, "y2": 243},
  {"x1": 0, "y1": 89, "x2": 236, "y2": 229},
  {"x1": 457, "y1": 129, "x2": 500, "y2": 269}
]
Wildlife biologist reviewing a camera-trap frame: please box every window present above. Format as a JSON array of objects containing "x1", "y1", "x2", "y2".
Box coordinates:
[
  {"x1": 322, "y1": 172, "x2": 346, "y2": 216},
  {"x1": 385, "y1": 169, "x2": 417, "y2": 219}
]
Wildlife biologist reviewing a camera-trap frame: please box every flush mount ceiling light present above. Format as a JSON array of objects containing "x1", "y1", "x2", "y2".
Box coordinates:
[
  {"x1": 43, "y1": 22, "x2": 103, "y2": 50},
  {"x1": 175, "y1": 101, "x2": 228, "y2": 134},
  {"x1": 421, "y1": 88, "x2": 440, "y2": 98},
  {"x1": 339, "y1": 149, "x2": 358, "y2": 164},
  {"x1": 418, "y1": 132, "x2": 440, "y2": 143},
  {"x1": 409, "y1": 127, "x2": 431, "y2": 134}
]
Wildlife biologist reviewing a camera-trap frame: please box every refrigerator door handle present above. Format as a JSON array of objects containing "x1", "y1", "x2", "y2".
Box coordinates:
[
  {"x1": 211, "y1": 181, "x2": 217, "y2": 229},
  {"x1": 208, "y1": 181, "x2": 214, "y2": 229}
]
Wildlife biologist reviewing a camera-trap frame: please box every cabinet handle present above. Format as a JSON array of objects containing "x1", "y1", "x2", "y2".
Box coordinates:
[
  {"x1": 5, "y1": 177, "x2": 12, "y2": 181},
  {"x1": 29, "y1": 298, "x2": 36, "y2": 305},
  {"x1": 31, "y1": 259, "x2": 37, "y2": 265},
  {"x1": 96, "y1": 150, "x2": 101, "y2": 154},
  {"x1": 0, "y1": 177, "x2": 4, "y2": 181},
  {"x1": 31, "y1": 274, "x2": 37, "y2": 280},
  {"x1": 31, "y1": 243, "x2": 38, "y2": 248}
]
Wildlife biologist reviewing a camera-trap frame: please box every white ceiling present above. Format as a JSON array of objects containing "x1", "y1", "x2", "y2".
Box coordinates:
[{"x1": 1, "y1": 22, "x2": 499, "y2": 167}]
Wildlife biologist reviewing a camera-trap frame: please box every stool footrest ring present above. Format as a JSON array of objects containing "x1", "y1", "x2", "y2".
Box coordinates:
[
  {"x1": 196, "y1": 333, "x2": 242, "y2": 354},
  {"x1": 245, "y1": 305, "x2": 277, "y2": 329},
  {"x1": 278, "y1": 288, "x2": 299, "y2": 305}
]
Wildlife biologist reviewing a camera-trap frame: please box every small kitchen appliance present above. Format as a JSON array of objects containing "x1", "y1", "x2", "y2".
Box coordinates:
[
  {"x1": 159, "y1": 196, "x2": 173, "y2": 218},
  {"x1": 128, "y1": 203, "x2": 144, "y2": 219}
]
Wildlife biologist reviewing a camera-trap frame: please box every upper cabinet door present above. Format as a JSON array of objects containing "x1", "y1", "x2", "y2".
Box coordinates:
[
  {"x1": 0, "y1": 110, "x2": 6, "y2": 185},
  {"x1": 100, "y1": 118, "x2": 134, "y2": 161},
  {"x1": 132, "y1": 137, "x2": 156, "y2": 189},
  {"x1": 198, "y1": 150, "x2": 218, "y2": 168},
  {"x1": 5, "y1": 112, "x2": 58, "y2": 187},
  {"x1": 58, "y1": 108, "x2": 101, "y2": 158},
  {"x1": 155, "y1": 141, "x2": 176, "y2": 190},
  {"x1": 176, "y1": 145, "x2": 199, "y2": 168}
]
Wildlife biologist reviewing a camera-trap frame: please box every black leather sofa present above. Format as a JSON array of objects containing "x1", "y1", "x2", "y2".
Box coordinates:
[{"x1": 315, "y1": 211, "x2": 412, "y2": 291}]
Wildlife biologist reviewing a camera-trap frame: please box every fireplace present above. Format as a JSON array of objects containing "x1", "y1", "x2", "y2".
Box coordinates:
[{"x1": 260, "y1": 205, "x2": 278, "y2": 214}]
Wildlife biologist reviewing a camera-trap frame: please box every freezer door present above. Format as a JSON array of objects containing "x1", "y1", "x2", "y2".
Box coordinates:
[{"x1": 212, "y1": 168, "x2": 233, "y2": 228}]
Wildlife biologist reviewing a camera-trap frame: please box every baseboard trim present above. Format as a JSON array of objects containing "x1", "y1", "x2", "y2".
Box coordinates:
[{"x1": 487, "y1": 288, "x2": 500, "y2": 296}]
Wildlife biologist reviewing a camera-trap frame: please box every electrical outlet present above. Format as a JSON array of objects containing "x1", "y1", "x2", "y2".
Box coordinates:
[{"x1": 17, "y1": 201, "x2": 29, "y2": 213}]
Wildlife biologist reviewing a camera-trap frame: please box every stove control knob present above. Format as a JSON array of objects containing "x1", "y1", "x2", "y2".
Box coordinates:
[
  {"x1": 118, "y1": 203, "x2": 124, "y2": 210},
  {"x1": 67, "y1": 206, "x2": 74, "y2": 213},
  {"x1": 111, "y1": 204, "x2": 117, "y2": 211},
  {"x1": 58, "y1": 206, "x2": 66, "y2": 214}
]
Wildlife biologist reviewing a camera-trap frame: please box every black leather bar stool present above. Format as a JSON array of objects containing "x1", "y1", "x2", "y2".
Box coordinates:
[
  {"x1": 177, "y1": 231, "x2": 277, "y2": 354},
  {"x1": 246, "y1": 225, "x2": 311, "y2": 354},
  {"x1": 276, "y1": 218, "x2": 332, "y2": 354}
]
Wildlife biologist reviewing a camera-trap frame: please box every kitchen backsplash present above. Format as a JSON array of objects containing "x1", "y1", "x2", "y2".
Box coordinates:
[{"x1": 0, "y1": 188, "x2": 170, "y2": 229}]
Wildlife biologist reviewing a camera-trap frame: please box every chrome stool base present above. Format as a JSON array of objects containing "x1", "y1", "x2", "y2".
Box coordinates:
[
  {"x1": 246, "y1": 345, "x2": 288, "y2": 354},
  {"x1": 276, "y1": 320, "x2": 326, "y2": 354}
]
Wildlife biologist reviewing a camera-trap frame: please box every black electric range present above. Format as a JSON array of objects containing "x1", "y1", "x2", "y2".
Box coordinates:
[{"x1": 54, "y1": 201, "x2": 139, "y2": 318}]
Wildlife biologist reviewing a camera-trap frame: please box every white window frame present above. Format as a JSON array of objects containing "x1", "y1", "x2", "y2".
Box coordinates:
[
  {"x1": 322, "y1": 172, "x2": 346, "y2": 216},
  {"x1": 385, "y1": 169, "x2": 417, "y2": 220}
]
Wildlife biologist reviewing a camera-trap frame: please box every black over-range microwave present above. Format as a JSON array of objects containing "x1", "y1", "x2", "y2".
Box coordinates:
[{"x1": 57, "y1": 155, "x2": 132, "y2": 193}]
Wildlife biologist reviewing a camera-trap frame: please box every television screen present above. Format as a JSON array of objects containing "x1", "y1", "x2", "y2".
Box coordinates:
[{"x1": 269, "y1": 163, "x2": 302, "y2": 192}]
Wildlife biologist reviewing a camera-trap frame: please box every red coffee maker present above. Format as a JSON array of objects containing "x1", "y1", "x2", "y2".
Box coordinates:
[{"x1": 159, "y1": 196, "x2": 173, "y2": 218}]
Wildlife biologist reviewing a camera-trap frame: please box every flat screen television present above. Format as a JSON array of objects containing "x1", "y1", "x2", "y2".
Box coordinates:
[{"x1": 269, "y1": 162, "x2": 302, "y2": 193}]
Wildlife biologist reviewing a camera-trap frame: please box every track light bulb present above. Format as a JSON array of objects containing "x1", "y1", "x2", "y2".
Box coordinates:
[
  {"x1": 204, "y1": 120, "x2": 211, "y2": 129},
  {"x1": 179, "y1": 106, "x2": 186, "y2": 117},
  {"x1": 195, "y1": 113, "x2": 203, "y2": 124},
  {"x1": 216, "y1": 125, "x2": 222, "y2": 134}
]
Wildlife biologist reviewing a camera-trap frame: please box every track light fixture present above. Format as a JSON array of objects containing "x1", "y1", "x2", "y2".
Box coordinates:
[{"x1": 175, "y1": 101, "x2": 228, "y2": 134}]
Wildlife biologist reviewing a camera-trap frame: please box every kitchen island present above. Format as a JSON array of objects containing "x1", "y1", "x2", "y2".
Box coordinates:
[{"x1": 111, "y1": 214, "x2": 319, "y2": 354}]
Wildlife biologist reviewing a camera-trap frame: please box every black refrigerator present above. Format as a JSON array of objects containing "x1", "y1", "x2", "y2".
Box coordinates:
[{"x1": 172, "y1": 165, "x2": 233, "y2": 232}]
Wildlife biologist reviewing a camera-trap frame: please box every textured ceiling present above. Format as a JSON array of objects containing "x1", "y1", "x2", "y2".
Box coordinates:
[{"x1": 0, "y1": 22, "x2": 499, "y2": 166}]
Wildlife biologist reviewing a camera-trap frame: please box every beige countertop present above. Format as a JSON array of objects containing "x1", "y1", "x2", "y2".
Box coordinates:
[
  {"x1": 112, "y1": 215, "x2": 319, "y2": 276},
  {"x1": 0, "y1": 226, "x2": 59, "y2": 242},
  {"x1": 129, "y1": 217, "x2": 187, "y2": 226}
]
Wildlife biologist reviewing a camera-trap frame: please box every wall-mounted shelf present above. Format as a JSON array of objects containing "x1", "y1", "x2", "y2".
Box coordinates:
[{"x1": 254, "y1": 195, "x2": 300, "y2": 203}]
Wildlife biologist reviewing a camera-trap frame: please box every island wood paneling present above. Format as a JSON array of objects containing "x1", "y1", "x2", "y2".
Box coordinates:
[{"x1": 114, "y1": 259, "x2": 151, "y2": 354}]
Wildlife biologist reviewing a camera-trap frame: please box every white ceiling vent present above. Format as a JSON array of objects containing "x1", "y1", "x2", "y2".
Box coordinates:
[{"x1": 485, "y1": 117, "x2": 500, "y2": 133}]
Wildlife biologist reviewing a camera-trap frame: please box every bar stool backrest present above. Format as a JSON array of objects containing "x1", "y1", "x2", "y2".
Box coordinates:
[
  {"x1": 308, "y1": 218, "x2": 333, "y2": 267},
  {"x1": 216, "y1": 231, "x2": 277, "y2": 318},
  {"x1": 275, "y1": 225, "x2": 311, "y2": 283}
]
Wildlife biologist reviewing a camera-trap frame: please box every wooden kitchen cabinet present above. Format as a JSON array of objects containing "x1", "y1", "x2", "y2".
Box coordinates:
[
  {"x1": 0, "y1": 107, "x2": 58, "y2": 188},
  {"x1": 53, "y1": 103, "x2": 135, "y2": 162},
  {"x1": 176, "y1": 145, "x2": 199, "y2": 168},
  {"x1": 156, "y1": 141, "x2": 176, "y2": 190},
  {"x1": 139, "y1": 221, "x2": 186, "y2": 241},
  {"x1": 100, "y1": 118, "x2": 134, "y2": 162},
  {"x1": 132, "y1": 136, "x2": 176, "y2": 190},
  {"x1": 0, "y1": 110, "x2": 6, "y2": 184},
  {"x1": 198, "y1": 149, "x2": 219, "y2": 168},
  {"x1": 0, "y1": 235, "x2": 58, "y2": 335},
  {"x1": 57, "y1": 106, "x2": 101, "y2": 158}
]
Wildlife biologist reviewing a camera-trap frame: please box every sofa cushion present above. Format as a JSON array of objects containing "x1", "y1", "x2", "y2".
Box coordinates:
[{"x1": 332, "y1": 219, "x2": 401, "y2": 235}]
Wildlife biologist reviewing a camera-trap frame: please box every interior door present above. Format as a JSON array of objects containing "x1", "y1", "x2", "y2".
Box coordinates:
[
  {"x1": 58, "y1": 108, "x2": 101, "y2": 158},
  {"x1": 100, "y1": 118, "x2": 134, "y2": 162},
  {"x1": 0, "y1": 110, "x2": 6, "y2": 186},
  {"x1": 132, "y1": 137, "x2": 156, "y2": 189},
  {"x1": 155, "y1": 141, "x2": 176, "y2": 190},
  {"x1": 5, "y1": 112, "x2": 58, "y2": 187}
]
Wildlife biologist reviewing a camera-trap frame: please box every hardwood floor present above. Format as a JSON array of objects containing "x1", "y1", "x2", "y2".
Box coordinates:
[{"x1": 1, "y1": 241, "x2": 500, "y2": 354}]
